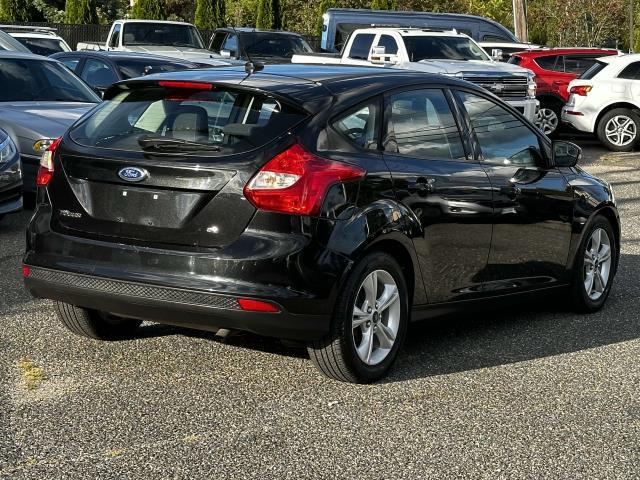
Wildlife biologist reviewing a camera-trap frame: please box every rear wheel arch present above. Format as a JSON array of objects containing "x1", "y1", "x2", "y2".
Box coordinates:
[{"x1": 594, "y1": 102, "x2": 640, "y2": 131}]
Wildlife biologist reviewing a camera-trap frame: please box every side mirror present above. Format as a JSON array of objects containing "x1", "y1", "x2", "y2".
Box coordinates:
[
  {"x1": 369, "y1": 46, "x2": 400, "y2": 65},
  {"x1": 220, "y1": 49, "x2": 232, "y2": 59},
  {"x1": 491, "y1": 48, "x2": 503, "y2": 62},
  {"x1": 94, "y1": 86, "x2": 106, "y2": 99},
  {"x1": 553, "y1": 140, "x2": 581, "y2": 167}
]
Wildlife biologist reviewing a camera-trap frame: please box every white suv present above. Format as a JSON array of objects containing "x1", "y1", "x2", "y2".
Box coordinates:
[
  {"x1": 0, "y1": 25, "x2": 71, "y2": 56},
  {"x1": 562, "y1": 54, "x2": 640, "y2": 151}
]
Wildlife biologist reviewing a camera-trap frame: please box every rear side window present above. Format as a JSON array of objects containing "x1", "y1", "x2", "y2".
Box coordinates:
[
  {"x1": 580, "y1": 60, "x2": 607, "y2": 79},
  {"x1": 508, "y1": 55, "x2": 521, "y2": 66},
  {"x1": 535, "y1": 55, "x2": 562, "y2": 72},
  {"x1": 618, "y1": 62, "x2": 640, "y2": 80},
  {"x1": 385, "y1": 89, "x2": 465, "y2": 161},
  {"x1": 69, "y1": 86, "x2": 306, "y2": 155},
  {"x1": 348, "y1": 34, "x2": 375, "y2": 60},
  {"x1": 377, "y1": 35, "x2": 398, "y2": 55},
  {"x1": 332, "y1": 102, "x2": 379, "y2": 150},
  {"x1": 110, "y1": 24, "x2": 121, "y2": 49}
]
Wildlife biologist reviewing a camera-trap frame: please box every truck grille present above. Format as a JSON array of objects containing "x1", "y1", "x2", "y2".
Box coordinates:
[{"x1": 462, "y1": 76, "x2": 528, "y2": 100}]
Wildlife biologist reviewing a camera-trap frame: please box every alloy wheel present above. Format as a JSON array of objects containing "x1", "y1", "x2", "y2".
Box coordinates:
[
  {"x1": 604, "y1": 115, "x2": 637, "y2": 147},
  {"x1": 352, "y1": 270, "x2": 401, "y2": 366},
  {"x1": 536, "y1": 107, "x2": 559, "y2": 135},
  {"x1": 583, "y1": 228, "x2": 613, "y2": 301}
]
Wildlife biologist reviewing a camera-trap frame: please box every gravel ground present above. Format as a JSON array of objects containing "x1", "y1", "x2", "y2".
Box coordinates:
[{"x1": 1, "y1": 140, "x2": 639, "y2": 479}]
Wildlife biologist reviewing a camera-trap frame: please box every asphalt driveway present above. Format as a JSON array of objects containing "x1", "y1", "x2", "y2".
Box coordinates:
[{"x1": 1, "y1": 140, "x2": 639, "y2": 479}]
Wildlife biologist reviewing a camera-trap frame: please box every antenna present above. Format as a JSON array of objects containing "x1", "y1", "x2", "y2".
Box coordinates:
[{"x1": 230, "y1": 26, "x2": 264, "y2": 76}]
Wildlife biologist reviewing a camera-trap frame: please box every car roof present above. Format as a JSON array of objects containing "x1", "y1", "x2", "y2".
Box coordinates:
[
  {"x1": 114, "y1": 63, "x2": 477, "y2": 113},
  {"x1": 9, "y1": 32, "x2": 64, "y2": 39},
  {"x1": 597, "y1": 53, "x2": 640, "y2": 66},
  {"x1": 115, "y1": 20, "x2": 194, "y2": 26},
  {"x1": 352, "y1": 28, "x2": 466, "y2": 38},
  {"x1": 52, "y1": 51, "x2": 197, "y2": 64},
  {"x1": 513, "y1": 47, "x2": 619, "y2": 58}
]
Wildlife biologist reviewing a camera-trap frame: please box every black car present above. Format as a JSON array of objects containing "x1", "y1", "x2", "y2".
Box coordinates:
[
  {"x1": 0, "y1": 128, "x2": 21, "y2": 221},
  {"x1": 23, "y1": 65, "x2": 620, "y2": 383},
  {"x1": 50, "y1": 51, "x2": 201, "y2": 96},
  {"x1": 209, "y1": 28, "x2": 313, "y2": 62}
]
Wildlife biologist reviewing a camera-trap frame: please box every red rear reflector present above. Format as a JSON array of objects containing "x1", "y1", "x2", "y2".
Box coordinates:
[
  {"x1": 237, "y1": 298, "x2": 280, "y2": 313},
  {"x1": 243, "y1": 144, "x2": 365, "y2": 216},
  {"x1": 569, "y1": 85, "x2": 592, "y2": 96},
  {"x1": 36, "y1": 136, "x2": 62, "y2": 187},
  {"x1": 565, "y1": 111, "x2": 584, "y2": 116},
  {"x1": 22, "y1": 265, "x2": 30, "y2": 278},
  {"x1": 158, "y1": 81, "x2": 212, "y2": 90}
]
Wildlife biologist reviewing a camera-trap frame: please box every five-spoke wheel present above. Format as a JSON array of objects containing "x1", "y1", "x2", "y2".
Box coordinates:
[{"x1": 597, "y1": 108, "x2": 640, "y2": 152}]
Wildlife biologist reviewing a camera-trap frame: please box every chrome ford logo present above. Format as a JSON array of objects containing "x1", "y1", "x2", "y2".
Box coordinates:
[{"x1": 118, "y1": 167, "x2": 148, "y2": 182}]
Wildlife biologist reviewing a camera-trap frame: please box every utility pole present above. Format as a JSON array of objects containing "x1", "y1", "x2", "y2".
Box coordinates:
[
  {"x1": 631, "y1": 0, "x2": 635, "y2": 53},
  {"x1": 513, "y1": 0, "x2": 529, "y2": 43}
]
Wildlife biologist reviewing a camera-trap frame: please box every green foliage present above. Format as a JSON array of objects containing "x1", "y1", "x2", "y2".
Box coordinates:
[
  {"x1": 371, "y1": 0, "x2": 397, "y2": 9},
  {"x1": 195, "y1": 0, "x2": 225, "y2": 29},
  {"x1": 0, "y1": 0, "x2": 34, "y2": 21},
  {"x1": 131, "y1": 0, "x2": 167, "y2": 20},
  {"x1": 256, "y1": 0, "x2": 280, "y2": 29},
  {"x1": 65, "y1": 0, "x2": 98, "y2": 24}
]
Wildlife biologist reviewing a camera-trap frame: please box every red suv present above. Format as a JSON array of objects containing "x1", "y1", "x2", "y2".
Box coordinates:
[{"x1": 509, "y1": 48, "x2": 619, "y2": 135}]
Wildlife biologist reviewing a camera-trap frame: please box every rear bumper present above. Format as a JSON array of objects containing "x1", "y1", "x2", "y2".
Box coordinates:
[
  {"x1": 561, "y1": 108, "x2": 592, "y2": 132},
  {"x1": 24, "y1": 266, "x2": 330, "y2": 340}
]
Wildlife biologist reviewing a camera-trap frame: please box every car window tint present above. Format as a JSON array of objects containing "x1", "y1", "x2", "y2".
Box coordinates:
[
  {"x1": 564, "y1": 55, "x2": 598, "y2": 75},
  {"x1": 618, "y1": 62, "x2": 640, "y2": 80},
  {"x1": 457, "y1": 91, "x2": 541, "y2": 166},
  {"x1": 535, "y1": 55, "x2": 562, "y2": 72},
  {"x1": 209, "y1": 32, "x2": 226, "y2": 52},
  {"x1": 110, "y1": 24, "x2": 121, "y2": 49},
  {"x1": 377, "y1": 35, "x2": 398, "y2": 55},
  {"x1": 59, "y1": 58, "x2": 80, "y2": 72},
  {"x1": 580, "y1": 60, "x2": 607, "y2": 79},
  {"x1": 387, "y1": 89, "x2": 465, "y2": 161},
  {"x1": 15, "y1": 37, "x2": 69, "y2": 55},
  {"x1": 221, "y1": 34, "x2": 238, "y2": 55},
  {"x1": 348, "y1": 34, "x2": 375, "y2": 60},
  {"x1": 81, "y1": 59, "x2": 118, "y2": 88},
  {"x1": 483, "y1": 34, "x2": 509, "y2": 41},
  {"x1": 332, "y1": 102, "x2": 379, "y2": 150}
]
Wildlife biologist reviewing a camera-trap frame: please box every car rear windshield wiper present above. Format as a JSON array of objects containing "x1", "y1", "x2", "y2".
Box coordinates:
[{"x1": 138, "y1": 135, "x2": 221, "y2": 152}]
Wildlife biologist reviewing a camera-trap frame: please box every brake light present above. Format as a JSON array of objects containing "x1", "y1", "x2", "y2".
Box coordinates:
[
  {"x1": 569, "y1": 85, "x2": 592, "y2": 96},
  {"x1": 158, "y1": 81, "x2": 212, "y2": 90},
  {"x1": 243, "y1": 144, "x2": 365, "y2": 216},
  {"x1": 237, "y1": 298, "x2": 280, "y2": 313},
  {"x1": 36, "y1": 136, "x2": 62, "y2": 187}
]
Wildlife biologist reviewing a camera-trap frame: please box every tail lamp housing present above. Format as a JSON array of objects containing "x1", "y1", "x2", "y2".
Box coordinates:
[
  {"x1": 569, "y1": 85, "x2": 592, "y2": 96},
  {"x1": 243, "y1": 144, "x2": 365, "y2": 216},
  {"x1": 36, "y1": 136, "x2": 62, "y2": 187}
]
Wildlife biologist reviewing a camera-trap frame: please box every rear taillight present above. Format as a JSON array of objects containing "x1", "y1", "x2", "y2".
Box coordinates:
[
  {"x1": 36, "y1": 136, "x2": 62, "y2": 187},
  {"x1": 158, "y1": 81, "x2": 212, "y2": 90},
  {"x1": 243, "y1": 144, "x2": 365, "y2": 216},
  {"x1": 569, "y1": 85, "x2": 592, "y2": 96}
]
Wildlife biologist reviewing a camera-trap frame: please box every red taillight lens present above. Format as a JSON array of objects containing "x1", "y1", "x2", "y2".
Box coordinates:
[
  {"x1": 22, "y1": 265, "x2": 30, "y2": 278},
  {"x1": 36, "y1": 136, "x2": 62, "y2": 187},
  {"x1": 243, "y1": 144, "x2": 365, "y2": 216},
  {"x1": 569, "y1": 85, "x2": 592, "y2": 96},
  {"x1": 158, "y1": 81, "x2": 212, "y2": 90},
  {"x1": 237, "y1": 298, "x2": 280, "y2": 313}
]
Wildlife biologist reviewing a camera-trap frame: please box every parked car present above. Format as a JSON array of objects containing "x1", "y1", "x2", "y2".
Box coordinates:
[
  {"x1": 562, "y1": 54, "x2": 640, "y2": 151},
  {"x1": 51, "y1": 51, "x2": 202, "y2": 96},
  {"x1": 0, "y1": 52, "x2": 100, "y2": 193},
  {"x1": 23, "y1": 65, "x2": 619, "y2": 383},
  {"x1": 0, "y1": 128, "x2": 22, "y2": 222},
  {"x1": 77, "y1": 20, "x2": 232, "y2": 67},
  {"x1": 510, "y1": 48, "x2": 620, "y2": 136},
  {"x1": 1, "y1": 25, "x2": 72, "y2": 56},
  {"x1": 320, "y1": 8, "x2": 519, "y2": 52},
  {"x1": 208, "y1": 28, "x2": 314, "y2": 63},
  {"x1": 293, "y1": 28, "x2": 538, "y2": 122},
  {"x1": 477, "y1": 41, "x2": 541, "y2": 62},
  {"x1": 0, "y1": 29, "x2": 31, "y2": 52}
]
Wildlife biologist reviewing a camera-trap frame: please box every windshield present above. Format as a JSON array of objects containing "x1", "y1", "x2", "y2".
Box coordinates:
[
  {"x1": 242, "y1": 33, "x2": 313, "y2": 58},
  {"x1": 0, "y1": 58, "x2": 100, "y2": 102},
  {"x1": 69, "y1": 86, "x2": 306, "y2": 155},
  {"x1": 122, "y1": 23, "x2": 205, "y2": 49},
  {"x1": 15, "y1": 37, "x2": 70, "y2": 56},
  {"x1": 117, "y1": 59, "x2": 197, "y2": 79},
  {"x1": 404, "y1": 36, "x2": 490, "y2": 62}
]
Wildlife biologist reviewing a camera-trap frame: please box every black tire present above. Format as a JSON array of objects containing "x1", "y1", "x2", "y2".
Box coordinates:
[
  {"x1": 536, "y1": 101, "x2": 562, "y2": 137},
  {"x1": 54, "y1": 302, "x2": 142, "y2": 340},
  {"x1": 596, "y1": 108, "x2": 640, "y2": 152},
  {"x1": 307, "y1": 252, "x2": 409, "y2": 383},
  {"x1": 569, "y1": 216, "x2": 617, "y2": 313}
]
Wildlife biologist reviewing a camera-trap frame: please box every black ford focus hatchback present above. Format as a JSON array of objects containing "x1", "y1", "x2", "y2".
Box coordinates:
[{"x1": 24, "y1": 65, "x2": 620, "y2": 383}]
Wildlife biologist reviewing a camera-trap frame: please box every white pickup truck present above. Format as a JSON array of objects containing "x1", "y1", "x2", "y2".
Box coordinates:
[
  {"x1": 293, "y1": 28, "x2": 538, "y2": 122},
  {"x1": 77, "y1": 20, "x2": 231, "y2": 67}
]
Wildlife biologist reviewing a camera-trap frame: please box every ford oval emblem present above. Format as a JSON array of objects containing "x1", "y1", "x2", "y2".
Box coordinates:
[{"x1": 118, "y1": 167, "x2": 148, "y2": 183}]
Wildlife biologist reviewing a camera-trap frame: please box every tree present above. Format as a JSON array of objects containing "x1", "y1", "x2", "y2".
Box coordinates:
[
  {"x1": 131, "y1": 0, "x2": 167, "y2": 20},
  {"x1": 65, "y1": 0, "x2": 98, "y2": 24},
  {"x1": 195, "y1": 0, "x2": 225, "y2": 29},
  {"x1": 0, "y1": 0, "x2": 35, "y2": 21},
  {"x1": 371, "y1": 0, "x2": 397, "y2": 9},
  {"x1": 256, "y1": 0, "x2": 280, "y2": 29}
]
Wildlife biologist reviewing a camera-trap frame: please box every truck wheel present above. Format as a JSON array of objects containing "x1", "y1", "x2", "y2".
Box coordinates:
[
  {"x1": 307, "y1": 252, "x2": 408, "y2": 383},
  {"x1": 536, "y1": 101, "x2": 561, "y2": 137},
  {"x1": 54, "y1": 302, "x2": 142, "y2": 340},
  {"x1": 569, "y1": 216, "x2": 617, "y2": 313},
  {"x1": 596, "y1": 108, "x2": 640, "y2": 152}
]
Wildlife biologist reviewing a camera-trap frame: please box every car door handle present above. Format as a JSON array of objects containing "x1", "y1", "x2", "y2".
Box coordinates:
[{"x1": 408, "y1": 177, "x2": 434, "y2": 196}]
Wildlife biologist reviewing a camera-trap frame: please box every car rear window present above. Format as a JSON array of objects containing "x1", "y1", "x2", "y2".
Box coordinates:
[
  {"x1": 69, "y1": 85, "x2": 307, "y2": 155},
  {"x1": 116, "y1": 59, "x2": 197, "y2": 79},
  {"x1": 580, "y1": 60, "x2": 607, "y2": 79}
]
